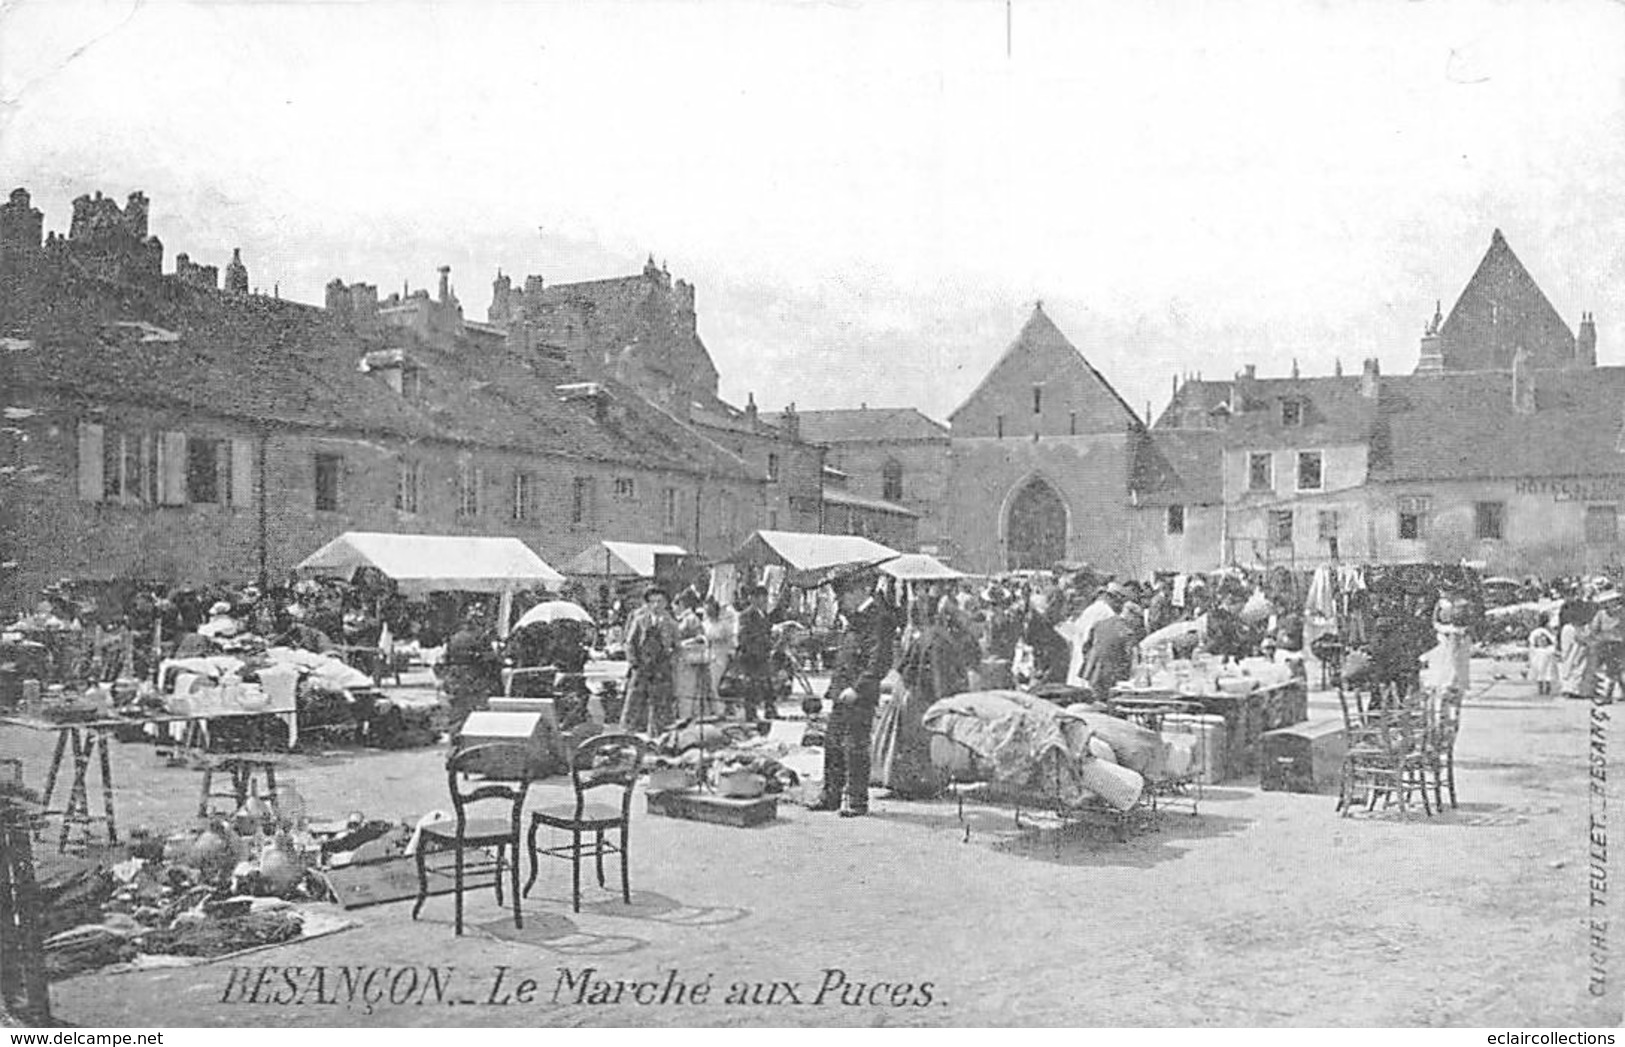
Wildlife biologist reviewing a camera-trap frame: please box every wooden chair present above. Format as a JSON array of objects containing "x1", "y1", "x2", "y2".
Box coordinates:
[
  {"x1": 525, "y1": 733, "x2": 647, "y2": 913},
  {"x1": 1337, "y1": 681, "x2": 1432, "y2": 818},
  {"x1": 1423, "y1": 686, "x2": 1464, "y2": 811},
  {"x1": 412, "y1": 743, "x2": 534, "y2": 935}
]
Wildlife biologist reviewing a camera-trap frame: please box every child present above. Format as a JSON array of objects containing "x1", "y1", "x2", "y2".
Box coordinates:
[{"x1": 1528, "y1": 620, "x2": 1558, "y2": 696}]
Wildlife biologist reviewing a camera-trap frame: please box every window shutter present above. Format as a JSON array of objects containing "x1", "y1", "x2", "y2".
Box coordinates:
[
  {"x1": 230, "y1": 438, "x2": 254, "y2": 507},
  {"x1": 77, "y1": 423, "x2": 104, "y2": 502},
  {"x1": 160, "y1": 431, "x2": 188, "y2": 505}
]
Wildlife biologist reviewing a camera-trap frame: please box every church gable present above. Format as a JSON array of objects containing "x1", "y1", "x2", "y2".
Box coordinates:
[
  {"x1": 949, "y1": 305, "x2": 1140, "y2": 439},
  {"x1": 1439, "y1": 229, "x2": 1576, "y2": 372}
]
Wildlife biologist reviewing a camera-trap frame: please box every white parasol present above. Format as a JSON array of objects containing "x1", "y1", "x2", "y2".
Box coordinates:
[{"x1": 513, "y1": 600, "x2": 595, "y2": 629}]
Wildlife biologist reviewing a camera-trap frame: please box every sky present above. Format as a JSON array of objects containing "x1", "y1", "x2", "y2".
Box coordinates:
[{"x1": 2, "y1": 0, "x2": 1623, "y2": 425}]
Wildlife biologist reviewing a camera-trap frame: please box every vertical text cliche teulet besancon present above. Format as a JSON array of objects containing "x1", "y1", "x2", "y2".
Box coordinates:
[{"x1": 1589, "y1": 690, "x2": 1609, "y2": 999}]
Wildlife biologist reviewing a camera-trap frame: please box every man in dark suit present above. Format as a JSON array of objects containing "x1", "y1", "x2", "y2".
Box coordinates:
[
  {"x1": 810, "y1": 568, "x2": 896, "y2": 818},
  {"x1": 734, "y1": 585, "x2": 776, "y2": 721}
]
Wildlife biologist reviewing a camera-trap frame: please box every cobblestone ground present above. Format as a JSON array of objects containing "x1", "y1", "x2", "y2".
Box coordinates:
[{"x1": 13, "y1": 663, "x2": 1623, "y2": 1027}]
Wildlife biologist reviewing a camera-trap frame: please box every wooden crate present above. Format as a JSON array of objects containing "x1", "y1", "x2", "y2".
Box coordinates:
[
  {"x1": 645, "y1": 789, "x2": 778, "y2": 828},
  {"x1": 1260, "y1": 717, "x2": 1348, "y2": 794}
]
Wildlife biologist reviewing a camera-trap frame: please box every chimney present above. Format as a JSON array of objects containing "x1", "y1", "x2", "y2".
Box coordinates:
[
  {"x1": 1417, "y1": 301, "x2": 1445, "y2": 374},
  {"x1": 1511, "y1": 348, "x2": 1536, "y2": 414},
  {"x1": 744, "y1": 393, "x2": 758, "y2": 425},
  {"x1": 325, "y1": 277, "x2": 349, "y2": 313},
  {"x1": 1229, "y1": 364, "x2": 1256, "y2": 413},
  {"x1": 0, "y1": 188, "x2": 44, "y2": 273},
  {"x1": 351, "y1": 283, "x2": 378, "y2": 328},
  {"x1": 224, "y1": 247, "x2": 248, "y2": 294},
  {"x1": 1360, "y1": 358, "x2": 1381, "y2": 398},
  {"x1": 437, "y1": 265, "x2": 451, "y2": 304},
  {"x1": 490, "y1": 270, "x2": 512, "y2": 325},
  {"x1": 1579, "y1": 312, "x2": 1598, "y2": 367},
  {"x1": 780, "y1": 402, "x2": 800, "y2": 441}
]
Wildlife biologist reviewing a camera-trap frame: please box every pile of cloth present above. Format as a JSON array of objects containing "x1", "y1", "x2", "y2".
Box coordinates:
[{"x1": 922, "y1": 690, "x2": 1194, "y2": 811}]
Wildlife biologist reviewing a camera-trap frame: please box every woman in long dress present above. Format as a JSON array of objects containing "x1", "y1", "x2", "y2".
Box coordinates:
[
  {"x1": 672, "y1": 592, "x2": 707, "y2": 720},
  {"x1": 872, "y1": 591, "x2": 971, "y2": 799},
  {"x1": 1559, "y1": 600, "x2": 1596, "y2": 701}
]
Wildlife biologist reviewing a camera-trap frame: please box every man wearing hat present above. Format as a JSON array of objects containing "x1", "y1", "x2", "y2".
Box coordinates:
[
  {"x1": 810, "y1": 567, "x2": 895, "y2": 817},
  {"x1": 734, "y1": 584, "x2": 776, "y2": 721},
  {"x1": 620, "y1": 586, "x2": 680, "y2": 734},
  {"x1": 1064, "y1": 582, "x2": 1125, "y2": 688}
]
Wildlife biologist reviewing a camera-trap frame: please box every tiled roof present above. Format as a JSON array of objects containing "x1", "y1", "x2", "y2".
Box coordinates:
[
  {"x1": 795, "y1": 407, "x2": 949, "y2": 443},
  {"x1": 0, "y1": 258, "x2": 756, "y2": 482},
  {"x1": 1158, "y1": 376, "x2": 1379, "y2": 449},
  {"x1": 1133, "y1": 429, "x2": 1224, "y2": 505},
  {"x1": 1371, "y1": 367, "x2": 1625, "y2": 482},
  {"x1": 1437, "y1": 229, "x2": 1576, "y2": 372}
]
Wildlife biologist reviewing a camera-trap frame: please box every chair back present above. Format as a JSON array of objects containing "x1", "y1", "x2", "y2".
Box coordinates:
[
  {"x1": 445, "y1": 743, "x2": 535, "y2": 835},
  {"x1": 568, "y1": 733, "x2": 647, "y2": 820},
  {"x1": 1335, "y1": 685, "x2": 1369, "y2": 733}
]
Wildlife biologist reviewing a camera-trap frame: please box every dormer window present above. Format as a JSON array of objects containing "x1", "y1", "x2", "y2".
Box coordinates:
[{"x1": 1281, "y1": 399, "x2": 1303, "y2": 427}]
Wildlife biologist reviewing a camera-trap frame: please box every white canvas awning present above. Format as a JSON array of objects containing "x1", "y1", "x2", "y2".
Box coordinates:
[
  {"x1": 295, "y1": 532, "x2": 565, "y2": 595},
  {"x1": 723, "y1": 530, "x2": 898, "y2": 587},
  {"x1": 878, "y1": 553, "x2": 965, "y2": 582},
  {"x1": 562, "y1": 540, "x2": 688, "y2": 579}
]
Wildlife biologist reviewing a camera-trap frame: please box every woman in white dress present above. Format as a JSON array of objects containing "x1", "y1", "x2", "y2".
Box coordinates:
[
  {"x1": 700, "y1": 597, "x2": 736, "y2": 718},
  {"x1": 1559, "y1": 601, "x2": 1596, "y2": 701}
]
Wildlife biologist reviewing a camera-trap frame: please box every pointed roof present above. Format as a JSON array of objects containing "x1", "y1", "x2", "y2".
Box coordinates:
[
  {"x1": 795, "y1": 407, "x2": 949, "y2": 443},
  {"x1": 948, "y1": 304, "x2": 1141, "y2": 426},
  {"x1": 1438, "y1": 229, "x2": 1575, "y2": 372}
]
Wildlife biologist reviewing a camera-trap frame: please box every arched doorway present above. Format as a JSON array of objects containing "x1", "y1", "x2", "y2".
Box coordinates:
[{"x1": 1005, "y1": 477, "x2": 1068, "y2": 570}]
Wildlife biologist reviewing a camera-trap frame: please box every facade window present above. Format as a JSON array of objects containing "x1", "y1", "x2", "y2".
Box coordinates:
[
  {"x1": 1474, "y1": 501, "x2": 1505, "y2": 540},
  {"x1": 1317, "y1": 510, "x2": 1340, "y2": 540},
  {"x1": 571, "y1": 476, "x2": 595, "y2": 527},
  {"x1": 186, "y1": 437, "x2": 222, "y2": 504},
  {"x1": 766, "y1": 453, "x2": 780, "y2": 482},
  {"x1": 1281, "y1": 399, "x2": 1303, "y2": 427},
  {"x1": 1296, "y1": 451, "x2": 1323, "y2": 491},
  {"x1": 395, "y1": 460, "x2": 422, "y2": 514},
  {"x1": 1269, "y1": 509, "x2": 1294, "y2": 547},
  {"x1": 1397, "y1": 496, "x2": 1430, "y2": 540},
  {"x1": 314, "y1": 453, "x2": 342, "y2": 512},
  {"x1": 1166, "y1": 504, "x2": 1185, "y2": 536},
  {"x1": 996, "y1": 415, "x2": 1005, "y2": 440},
  {"x1": 613, "y1": 476, "x2": 636, "y2": 500},
  {"x1": 1248, "y1": 452, "x2": 1273, "y2": 492},
  {"x1": 1586, "y1": 505, "x2": 1619, "y2": 546},
  {"x1": 400, "y1": 366, "x2": 423, "y2": 401},
  {"x1": 1069, "y1": 411, "x2": 1077, "y2": 437},
  {"x1": 882, "y1": 458, "x2": 904, "y2": 502},
  {"x1": 662, "y1": 487, "x2": 679, "y2": 530},
  {"x1": 1032, "y1": 386, "x2": 1043, "y2": 415},
  {"x1": 456, "y1": 460, "x2": 482, "y2": 518},
  {"x1": 511, "y1": 471, "x2": 535, "y2": 522},
  {"x1": 99, "y1": 429, "x2": 156, "y2": 505},
  {"x1": 767, "y1": 509, "x2": 779, "y2": 530}
]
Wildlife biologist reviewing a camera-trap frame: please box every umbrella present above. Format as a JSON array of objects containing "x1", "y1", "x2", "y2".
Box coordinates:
[
  {"x1": 1138, "y1": 618, "x2": 1204, "y2": 653},
  {"x1": 513, "y1": 600, "x2": 594, "y2": 629}
]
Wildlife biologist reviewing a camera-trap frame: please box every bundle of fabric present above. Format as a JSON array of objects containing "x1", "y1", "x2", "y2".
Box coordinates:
[
  {"x1": 264, "y1": 647, "x2": 372, "y2": 691},
  {"x1": 653, "y1": 719, "x2": 761, "y2": 757},
  {"x1": 1062, "y1": 706, "x2": 1168, "y2": 779},
  {"x1": 922, "y1": 690, "x2": 1130, "y2": 809}
]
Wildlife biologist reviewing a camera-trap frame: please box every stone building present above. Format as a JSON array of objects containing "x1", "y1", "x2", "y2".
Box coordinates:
[
  {"x1": 942, "y1": 305, "x2": 1164, "y2": 575},
  {"x1": 0, "y1": 188, "x2": 767, "y2": 608},
  {"x1": 1148, "y1": 229, "x2": 1617, "y2": 576},
  {"x1": 796, "y1": 407, "x2": 947, "y2": 553},
  {"x1": 484, "y1": 261, "x2": 826, "y2": 536}
]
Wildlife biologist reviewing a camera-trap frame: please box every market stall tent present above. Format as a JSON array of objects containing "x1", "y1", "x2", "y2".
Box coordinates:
[
  {"x1": 563, "y1": 540, "x2": 688, "y2": 579},
  {"x1": 879, "y1": 553, "x2": 964, "y2": 582},
  {"x1": 722, "y1": 530, "x2": 899, "y2": 587},
  {"x1": 295, "y1": 532, "x2": 565, "y2": 595}
]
